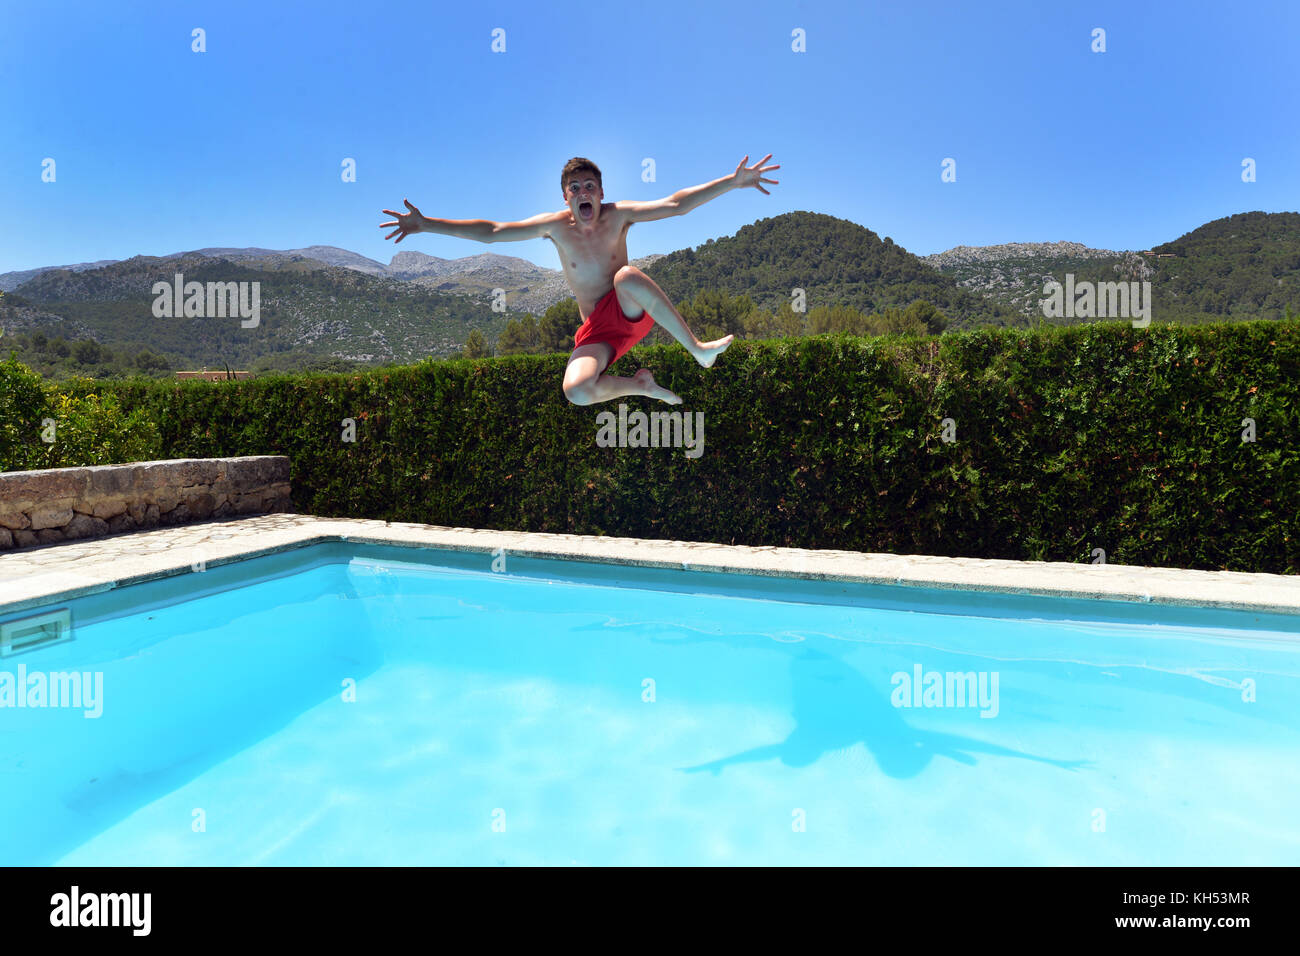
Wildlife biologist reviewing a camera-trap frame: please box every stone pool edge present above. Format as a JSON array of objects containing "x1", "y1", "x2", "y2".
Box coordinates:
[{"x1": 0, "y1": 513, "x2": 1298, "y2": 618}]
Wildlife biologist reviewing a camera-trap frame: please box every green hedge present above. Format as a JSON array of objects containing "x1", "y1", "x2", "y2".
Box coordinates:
[{"x1": 9, "y1": 320, "x2": 1299, "y2": 574}]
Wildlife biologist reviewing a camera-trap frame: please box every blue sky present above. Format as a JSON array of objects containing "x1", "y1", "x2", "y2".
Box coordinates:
[{"x1": 2, "y1": 0, "x2": 1297, "y2": 274}]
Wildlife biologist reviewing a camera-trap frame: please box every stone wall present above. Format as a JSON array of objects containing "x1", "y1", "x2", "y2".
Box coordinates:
[{"x1": 0, "y1": 457, "x2": 292, "y2": 551}]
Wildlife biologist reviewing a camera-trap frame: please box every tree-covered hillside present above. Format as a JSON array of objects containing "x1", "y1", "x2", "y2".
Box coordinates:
[
  {"x1": 5, "y1": 254, "x2": 523, "y2": 372},
  {"x1": 925, "y1": 212, "x2": 1300, "y2": 325},
  {"x1": 642, "y1": 211, "x2": 1017, "y2": 329},
  {"x1": 8, "y1": 209, "x2": 1297, "y2": 377},
  {"x1": 1150, "y1": 211, "x2": 1300, "y2": 320}
]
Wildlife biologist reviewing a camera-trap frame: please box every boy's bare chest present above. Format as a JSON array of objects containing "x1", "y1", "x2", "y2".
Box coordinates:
[{"x1": 551, "y1": 214, "x2": 630, "y2": 287}]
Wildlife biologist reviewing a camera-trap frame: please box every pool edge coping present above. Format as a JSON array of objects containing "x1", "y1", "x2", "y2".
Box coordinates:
[{"x1": 1, "y1": 514, "x2": 1299, "y2": 618}]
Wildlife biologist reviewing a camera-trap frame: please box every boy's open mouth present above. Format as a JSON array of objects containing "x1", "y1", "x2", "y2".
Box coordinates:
[{"x1": 578, "y1": 201, "x2": 594, "y2": 220}]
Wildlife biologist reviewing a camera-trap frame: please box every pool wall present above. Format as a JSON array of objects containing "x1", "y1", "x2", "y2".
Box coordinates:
[{"x1": 1, "y1": 514, "x2": 1298, "y2": 621}]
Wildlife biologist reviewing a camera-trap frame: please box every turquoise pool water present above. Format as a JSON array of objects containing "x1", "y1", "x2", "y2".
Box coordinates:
[{"x1": 1, "y1": 542, "x2": 1298, "y2": 866}]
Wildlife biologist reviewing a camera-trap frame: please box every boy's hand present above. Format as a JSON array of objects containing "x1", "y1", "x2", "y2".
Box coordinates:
[
  {"x1": 380, "y1": 199, "x2": 427, "y2": 243},
  {"x1": 732, "y1": 154, "x2": 780, "y2": 195}
]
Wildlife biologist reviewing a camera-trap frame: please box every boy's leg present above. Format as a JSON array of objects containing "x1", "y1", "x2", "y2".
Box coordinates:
[
  {"x1": 563, "y1": 344, "x2": 681, "y2": 405},
  {"x1": 612, "y1": 266, "x2": 733, "y2": 367}
]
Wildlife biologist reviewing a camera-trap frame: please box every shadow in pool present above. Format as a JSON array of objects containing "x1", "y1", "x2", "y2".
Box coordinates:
[{"x1": 680, "y1": 649, "x2": 1090, "y2": 779}]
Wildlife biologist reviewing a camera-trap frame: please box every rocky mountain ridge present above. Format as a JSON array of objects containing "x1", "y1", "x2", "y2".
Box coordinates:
[{"x1": 2, "y1": 246, "x2": 666, "y2": 315}]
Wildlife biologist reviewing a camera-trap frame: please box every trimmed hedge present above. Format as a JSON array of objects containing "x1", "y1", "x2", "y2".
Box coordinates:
[{"x1": 13, "y1": 320, "x2": 1300, "y2": 574}]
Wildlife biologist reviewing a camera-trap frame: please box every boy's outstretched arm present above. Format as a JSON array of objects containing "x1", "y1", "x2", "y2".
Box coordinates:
[
  {"x1": 617, "y1": 154, "x2": 780, "y2": 222},
  {"x1": 380, "y1": 199, "x2": 560, "y2": 244}
]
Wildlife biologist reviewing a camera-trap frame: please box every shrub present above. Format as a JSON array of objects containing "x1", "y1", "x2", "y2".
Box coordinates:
[
  {"x1": 31, "y1": 386, "x2": 163, "y2": 468},
  {"x1": 0, "y1": 356, "x2": 52, "y2": 471}
]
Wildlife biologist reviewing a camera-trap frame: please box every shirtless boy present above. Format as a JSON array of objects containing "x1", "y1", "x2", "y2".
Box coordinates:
[{"x1": 380, "y1": 154, "x2": 779, "y2": 405}]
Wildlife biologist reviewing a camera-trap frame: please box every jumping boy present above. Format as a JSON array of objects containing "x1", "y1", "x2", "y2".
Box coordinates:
[{"x1": 380, "y1": 154, "x2": 779, "y2": 405}]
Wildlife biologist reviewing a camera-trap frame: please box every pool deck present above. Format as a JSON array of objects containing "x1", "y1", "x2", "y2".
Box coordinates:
[{"x1": 0, "y1": 513, "x2": 1298, "y2": 617}]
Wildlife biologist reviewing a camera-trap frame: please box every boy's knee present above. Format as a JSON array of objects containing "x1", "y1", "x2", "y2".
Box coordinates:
[
  {"x1": 613, "y1": 265, "x2": 641, "y2": 285},
  {"x1": 563, "y1": 379, "x2": 595, "y2": 405}
]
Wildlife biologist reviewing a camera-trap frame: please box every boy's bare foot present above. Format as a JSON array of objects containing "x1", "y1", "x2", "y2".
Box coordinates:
[
  {"x1": 634, "y1": 368, "x2": 682, "y2": 405},
  {"x1": 695, "y1": 335, "x2": 734, "y2": 368}
]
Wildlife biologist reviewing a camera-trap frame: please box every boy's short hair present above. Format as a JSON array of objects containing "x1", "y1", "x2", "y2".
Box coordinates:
[{"x1": 561, "y1": 157, "x2": 602, "y2": 193}]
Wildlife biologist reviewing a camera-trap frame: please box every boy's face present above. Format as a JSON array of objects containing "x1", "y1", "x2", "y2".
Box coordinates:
[{"x1": 564, "y1": 174, "x2": 603, "y2": 224}]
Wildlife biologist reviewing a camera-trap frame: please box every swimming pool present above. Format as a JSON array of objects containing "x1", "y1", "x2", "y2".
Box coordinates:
[{"x1": 2, "y1": 537, "x2": 1298, "y2": 866}]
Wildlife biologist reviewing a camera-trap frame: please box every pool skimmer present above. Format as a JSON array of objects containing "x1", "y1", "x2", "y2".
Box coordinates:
[{"x1": 1, "y1": 608, "x2": 73, "y2": 656}]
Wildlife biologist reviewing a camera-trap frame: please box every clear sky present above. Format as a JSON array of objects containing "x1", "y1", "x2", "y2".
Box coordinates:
[{"x1": 2, "y1": 0, "x2": 1297, "y2": 274}]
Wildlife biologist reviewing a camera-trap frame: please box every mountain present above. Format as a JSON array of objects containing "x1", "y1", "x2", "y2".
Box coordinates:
[
  {"x1": 400, "y1": 251, "x2": 662, "y2": 315},
  {"x1": 924, "y1": 240, "x2": 1122, "y2": 268},
  {"x1": 642, "y1": 211, "x2": 1015, "y2": 328},
  {"x1": 923, "y1": 212, "x2": 1300, "y2": 322},
  {"x1": 1149, "y1": 211, "x2": 1300, "y2": 319},
  {"x1": 389, "y1": 249, "x2": 564, "y2": 314},
  {"x1": 3, "y1": 244, "x2": 664, "y2": 319},
  {"x1": 2, "y1": 253, "x2": 526, "y2": 369},
  {"x1": 161, "y1": 245, "x2": 389, "y2": 275},
  {"x1": 0, "y1": 258, "x2": 122, "y2": 292},
  {"x1": 388, "y1": 250, "x2": 544, "y2": 280},
  {"x1": 6, "y1": 209, "x2": 1295, "y2": 379},
  {"x1": 924, "y1": 241, "x2": 1131, "y2": 317},
  {"x1": 0, "y1": 246, "x2": 388, "y2": 291},
  {"x1": 0, "y1": 243, "x2": 671, "y2": 376}
]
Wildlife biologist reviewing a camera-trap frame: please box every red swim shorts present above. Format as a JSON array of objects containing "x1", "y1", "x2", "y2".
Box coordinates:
[{"x1": 573, "y1": 286, "x2": 653, "y2": 366}]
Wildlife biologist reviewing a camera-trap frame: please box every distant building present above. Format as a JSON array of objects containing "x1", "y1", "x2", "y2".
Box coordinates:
[{"x1": 175, "y1": 367, "x2": 254, "y2": 381}]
